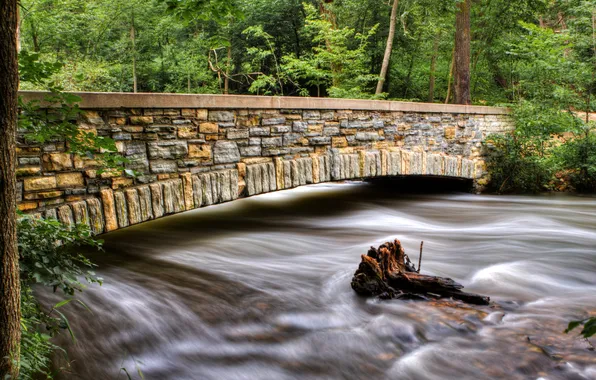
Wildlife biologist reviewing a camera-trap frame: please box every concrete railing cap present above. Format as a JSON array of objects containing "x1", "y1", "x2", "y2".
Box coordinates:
[{"x1": 19, "y1": 91, "x2": 510, "y2": 115}]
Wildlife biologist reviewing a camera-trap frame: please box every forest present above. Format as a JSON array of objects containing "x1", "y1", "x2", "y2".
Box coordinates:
[{"x1": 16, "y1": 0, "x2": 595, "y2": 108}]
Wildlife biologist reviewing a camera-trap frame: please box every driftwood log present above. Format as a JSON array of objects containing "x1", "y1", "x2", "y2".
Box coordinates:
[{"x1": 351, "y1": 239, "x2": 490, "y2": 305}]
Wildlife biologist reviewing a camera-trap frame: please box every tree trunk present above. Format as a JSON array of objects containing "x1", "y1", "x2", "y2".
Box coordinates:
[
  {"x1": 0, "y1": 0, "x2": 21, "y2": 377},
  {"x1": 445, "y1": 46, "x2": 455, "y2": 104},
  {"x1": 224, "y1": 45, "x2": 231, "y2": 95},
  {"x1": 375, "y1": 0, "x2": 399, "y2": 95},
  {"x1": 589, "y1": 9, "x2": 596, "y2": 123},
  {"x1": 428, "y1": 32, "x2": 440, "y2": 103},
  {"x1": 454, "y1": 0, "x2": 471, "y2": 105},
  {"x1": 131, "y1": 11, "x2": 137, "y2": 93}
]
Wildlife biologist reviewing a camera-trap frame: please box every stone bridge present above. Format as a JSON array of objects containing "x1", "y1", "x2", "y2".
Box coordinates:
[{"x1": 16, "y1": 92, "x2": 511, "y2": 235}]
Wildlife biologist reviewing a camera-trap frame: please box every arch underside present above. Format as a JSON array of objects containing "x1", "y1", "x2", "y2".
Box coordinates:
[{"x1": 38, "y1": 149, "x2": 478, "y2": 235}]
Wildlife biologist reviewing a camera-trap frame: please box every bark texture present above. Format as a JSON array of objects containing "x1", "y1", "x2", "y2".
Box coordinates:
[
  {"x1": 375, "y1": 0, "x2": 399, "y2": 95},
  {"x1": 0, "y1": 0, "x2": 21, "y2": 377},
  {"x1": 454, "y1": 0, "x2": 471, "y2": 105},
  {"x1": 351, "y1": 240, "x2": 490, "y2": 305}
]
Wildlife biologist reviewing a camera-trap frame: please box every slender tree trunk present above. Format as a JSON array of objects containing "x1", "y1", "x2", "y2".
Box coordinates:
[
  {"x1": 0, "y1": 0, "x2": 21, "y2": 377},
  {"x1": 589, "y1": 9, "x2": 596, "y2": 123},
  {"x1": 131, "y1": 11, "x2": 137, "y2": 93},
  {"x1": 375, "y1": 0, "x2": 399, "y2": 95},
  {"x1": 224, "y1": 45, "x2": 231, "y2": 95},
  {"x1": 445, "y1": 46, "x2": 455, "y2": 104},
  {"x1": 454, "y1": 0, "x2": 471, "y2": 105},
  {"x1": 428, "y1": 32, "x2": 440, "y2": 103}
]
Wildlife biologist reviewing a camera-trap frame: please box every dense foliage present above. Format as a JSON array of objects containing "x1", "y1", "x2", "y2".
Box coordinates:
[
  {"x1": 16, "y1": 0, "x2": 588, "y2": 105},
  {"x1": 17, "y1": 216, "x2": 102, "y2": 379}
]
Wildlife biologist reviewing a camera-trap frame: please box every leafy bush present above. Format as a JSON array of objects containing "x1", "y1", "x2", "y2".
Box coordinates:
[
  {"x1": 483, "y1": 102, "x2": 571, "y2": 193},
  {"x1": 16, "y1": 216, "x2": 103, "y2": 379},
  {"x1": 555, "y1": 126, "x2": 596, "y2": 193},
  {"x1": 484, "y1": 133, "x2": 553, "y2": 193}
]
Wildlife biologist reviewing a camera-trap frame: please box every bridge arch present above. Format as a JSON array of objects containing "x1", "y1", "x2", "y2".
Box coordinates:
[{"x1": 16, "y1": 92, "x2": 511, "y2": 234}]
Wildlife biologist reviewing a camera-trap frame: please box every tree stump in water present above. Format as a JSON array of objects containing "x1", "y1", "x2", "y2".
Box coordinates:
[{"x1": 351, "y1": 239, "x2": 490, "y2": 305}]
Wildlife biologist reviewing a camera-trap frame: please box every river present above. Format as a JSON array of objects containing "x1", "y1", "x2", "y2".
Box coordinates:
[{"x1": 43, "y1": 181, "x2": 596, "y2": 379}]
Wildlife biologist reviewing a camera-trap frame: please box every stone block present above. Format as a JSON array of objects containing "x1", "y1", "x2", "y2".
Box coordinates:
[
  {"x1": 24, "y1": 176, "x2": 57, "y2": 191},
  {"x1": 100, "y1": 189, "x2": 118, "y2": 232},
  {"x1": 262, "y1": 117, "x2": 286, "y2": 126},
  {"x1": 137, "y1": 186, "x2": 154, "y2": 221},
  {"x1": 303, "y1": 110, "x2": 321, "y2": 120},
  {"x1": 114, "y1": 191, "x2": 129, "y2": 228},
  {"x1": 444, "y1": 126, "x2": 456, "y2": 140},
  {"x1": 148, "y1": 141, "x2": 188, "y2": 159},
  {"x1": 192, "y1": 175, "x2": 203, "y2": 208},
  {"x1": 332, "y1": 136, "x2": 348, "y2": 148},
  {"x1": 161, "y1": 181, "x2": 176, "y2": 214},
  {"x1": 230, "y1": 170, "x2": 240, "y2": 199},
  {"x1": 200, "y1": 173, "x2": 213, "y2": 206},
  {"x1": 323, "y1": 127, "x2": 340, "y2": 136},
  {"x1": 145, "y1": 125, "x2": 175, "y2": 134},
  {"x1": 310, "y1": 137, "x2": 331, "y2": 146},
  {"x1": 150, "y1": 160, "x2": 178, "y2": 174},
  {"x1": 56, "y1": 173, "x2": 84, "y2": 188},
  {"x1": 111, "y1": 176, "x2": 134, "y2": 189},
  {"x1": 267, "y1": 163, "x2": 276, "y2": 190},
  {"x1": 16, "y1": 182, "x2": 23, "y2": 202},
  {"x1": 196, "y1": 109, "x2": 209, "y2": 120},
  {"x1": 246, "y1": 165, "x2": 256, "y2": 196},
  {"x1": 188, "y1": 143, "x2": 212, "y2": 161},
  {"x1": 213, "y1": 141, "x2": 241, "y2": 164},
  {"x1": 181, "y1": 173, "x2": 195, "y2": 210},
  {"x1": 291, "y1": 160, "x2": 301, "y2": 187},
  {"x1": 199, "y1": 122, "x2": 219, "y2": 134},
  {"x1": 426, "y1": 154, "x2": 443, "y2": 176},
  {"x1": 16, "y1": 167, "x2": 42, "y2": 177},
  {"x1": 209, "y1": 173, "x2": 220, "y2": 204},
  {"x1": 126, "y1": 189, "x2": 142, "y2": 225},
  {"x1": 44, "y1": 208, "x2": 58, "y2": 220},
  {"x1": 271, "y1": 125, "x2": 291, "y2": 134},
  {"x1": 18, "y1": 202, "x2": 38, "y2": 212},
  {"x1": 86, "y1": 198, "x2": 105, "y2": 235},
  {"x1": 283, "y1": 133, "x2": 305, "y2": 146},
  {"x1": 130, "y1": 116, "x2": 154, "y2": 125},
  {"x1": 57, "y1": 205, "x2": 74, "y2": 227},
  {"x1": 292, "y1": 121, "x2": 308, "y2": 132},
  {"x1": 227, "y1": 128, "x2": 249, "y2": 139},
  {"x1": 178, "y1": 126, "x2": 197, "y2": 139},
  {"x1": 261, "y1": 164, "x2": 270, "y2": 193},
  {"x1": 149, "y1": 183, "x2": 164, "y2": 218},
  {"x1": 209, "y1": 110, "x2": 235, "y2": 122},
  {"x1": 444, "y1": 156, "x2": 459, "y2": 177},
  {"x1": 240, "y1": 146, "x2": 261, "y2": 157},
  {"x1": 42, "y1": 153, "x2": 73, "y2": 171},
  {"x1": 356, "y1": 132, "x2": 381, "y2": 141},
  {"x1": 19, "y1": 157, "x2": 41, "y2": 166},
  {"x1": 283, "y1": 161, "x2": 292, "y2": 188},
  {"x1": 249, "y1": 127, "x2": 270, "y2": 137},
  {"x1": 262, "y1": 137, "x2": 282, "y2": 148}
]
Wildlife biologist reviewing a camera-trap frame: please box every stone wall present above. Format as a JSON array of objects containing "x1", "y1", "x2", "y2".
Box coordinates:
[{"x1": 16, "y1": 92, "x2": 512, "y2": 235}]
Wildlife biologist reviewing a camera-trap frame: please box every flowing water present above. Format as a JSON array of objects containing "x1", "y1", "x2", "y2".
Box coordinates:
[{"x1": 43, "y1": 181, "x2": 596, "y2": 379}]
